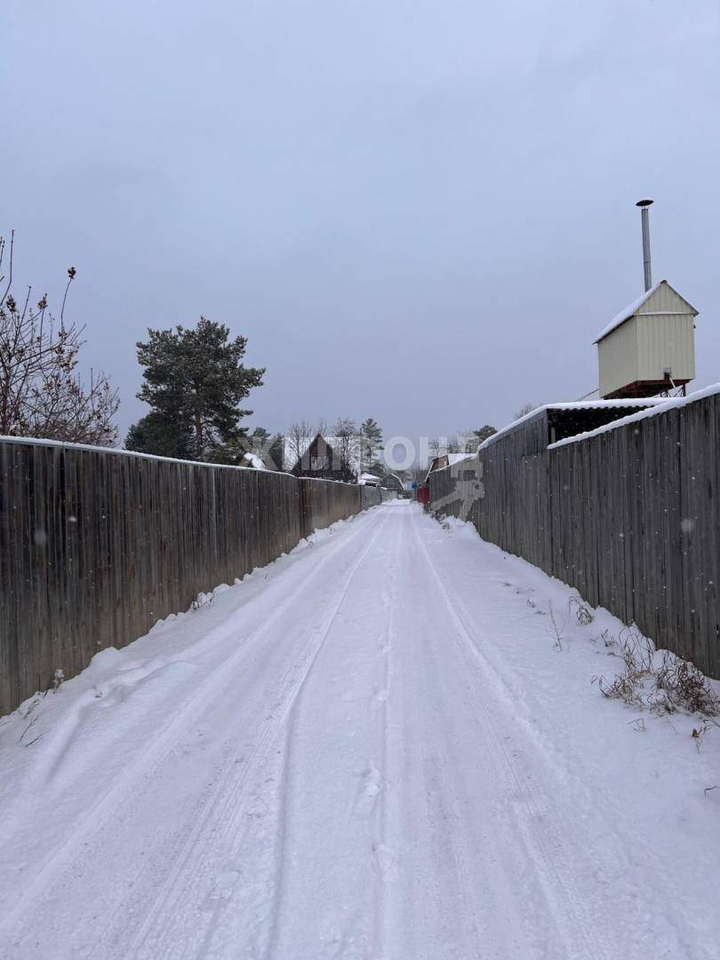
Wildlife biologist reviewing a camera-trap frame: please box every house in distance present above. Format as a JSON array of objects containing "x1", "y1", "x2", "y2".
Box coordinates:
[{"x1": 281, "y1": 433, "x2": 361, "y2": 483}]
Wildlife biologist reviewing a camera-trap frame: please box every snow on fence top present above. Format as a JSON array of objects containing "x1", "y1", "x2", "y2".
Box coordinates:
[
  {"x1": 477, "y1": 398, "x2": 664, "y2": 454},
  {"x1": 0, "y1": 434, "x2": 271, "y2": 473},
  {"x1": 547, "y1": 383, "x2": 720, "y2": 450},
  {"x1": 0, "y1": 434, "x2": 357, "y2": 485}
]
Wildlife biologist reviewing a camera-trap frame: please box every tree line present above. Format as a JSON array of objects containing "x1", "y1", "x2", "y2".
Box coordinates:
[{"x1": 1, "y1": 232, "x2": 532, "y2": 470}]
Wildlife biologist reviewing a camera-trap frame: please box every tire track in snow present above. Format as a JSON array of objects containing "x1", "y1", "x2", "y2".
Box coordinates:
[
  {"x1": 415, "y1": 514, "x2": 695, "y2": 959},
  {"x1": 425, "y1": 554, "x2": 696, "y2": 958},
  {"x1": 409, "y1": 507, "x2": 615, "y2": 960},
  {"x1": 123, "y1": 510, "x2": 392, "y2": 960},
  {"x1": 369, "y1": 506, "x2": 399, "y2": 960},
  {"x1": 259, "y1": 510, "x2": 394, "y2": 960},
  {"x1": 0, "y1": 509, "x2": 382, "y2": 947},
  {"x1": 384, "y1": 511, "x2": 510, "y2": 959}
]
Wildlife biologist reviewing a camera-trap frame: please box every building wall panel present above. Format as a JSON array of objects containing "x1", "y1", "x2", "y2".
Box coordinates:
[
  {"x1": 636, "y1": 314, "x2": 695, "y2": 382},
  {"x1": 598, "y1": 317, "x2": 639, "y2": 397}
]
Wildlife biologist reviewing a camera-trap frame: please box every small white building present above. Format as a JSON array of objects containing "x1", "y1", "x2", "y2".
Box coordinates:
[{"x1": 595, "y1": 280, "x2": 697, "y2": 399}]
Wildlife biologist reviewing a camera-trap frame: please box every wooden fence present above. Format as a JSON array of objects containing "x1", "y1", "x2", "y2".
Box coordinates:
[
  {"x1": 0, "y1": 439, "x2": 376, "y2": 716},
  {"x1": 428, "y1": 390, "x2": 720, "y2": 678}
]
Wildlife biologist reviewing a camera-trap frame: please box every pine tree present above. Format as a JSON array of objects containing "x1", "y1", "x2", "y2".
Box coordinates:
[
  {"x1": 472, "y1": 424, "x2": 497, "y2": 446},
  {"x1": 126, "y1": 317, "x2": 264, "y2": 460},
  {"x1": 360, "y1": 417, "x2": 383, "y2": 471},
  {"x1": 125, "y1": 410, "x2": 192, "y2": 459}
]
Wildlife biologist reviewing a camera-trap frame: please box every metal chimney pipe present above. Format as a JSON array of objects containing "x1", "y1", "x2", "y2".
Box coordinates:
[{"x1": 636, "y1": 198, "x2": 654, "y2": 291}]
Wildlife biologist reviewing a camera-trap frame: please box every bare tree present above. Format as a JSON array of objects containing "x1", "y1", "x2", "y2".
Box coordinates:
[
  {"x1": 286, "y1": 418, "x2": 327, "y2": 470},
  {"x1": 286, "y1": 419, "x2": 314, "y2": 468},
  {"x1": 408, "y1": 461, "x2": 428, "y2": 486},
  {"x1": 428, "y1": 437, "x2": 442, "y2": 456},
  {"x1": 331, "y1": 416, "x2": 360, "y2": 482},
  {"x1": 447, "y1": 432, "x2": 478, "y2": 454},
  {"x1": 514, "y1": 403, "x2": 535, "y2": 420},
  {"x1": 429, "y1": 435, "x2": 468, "y2": 456},
  {"x1": 0, "y1": 233, "x2": 118, "y2": 444}
]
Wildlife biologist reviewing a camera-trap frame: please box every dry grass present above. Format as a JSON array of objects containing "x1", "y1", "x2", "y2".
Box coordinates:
[
  {"x1": 594, "y1": 627, "x2": 720, "y2": 718},
  {"x1": 568, "y1": 596, "x2": 594, "y2": 626}
]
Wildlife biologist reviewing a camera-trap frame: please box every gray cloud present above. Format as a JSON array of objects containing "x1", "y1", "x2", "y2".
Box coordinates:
[{"x1": 2, "y1": 0, "x2": 718, "y2": 446}]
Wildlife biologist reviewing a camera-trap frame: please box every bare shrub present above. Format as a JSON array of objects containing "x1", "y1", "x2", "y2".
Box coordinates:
[
  {"x1": 594, "y1": 630, "x2": 652, "y2": 709},
  {"x1": 0, "y1": 232, "x2": 118, "y2": 444},
  {"x1": 655, "y1": 654, "x2": 720, "y2": 716},
  {"x1": 594, "y1": 628, "x2": 720, "y2": 718}
]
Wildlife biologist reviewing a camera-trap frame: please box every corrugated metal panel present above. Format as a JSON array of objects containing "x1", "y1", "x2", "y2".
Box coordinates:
[
  {"x1": 636, "y1": 284, "x2": 696, "y2": 316},
  {"x1": 598, "y1": 316, "x2": 639, "y2": 397},
  {"x1": 637, "y1": 314, "x2": 695, "y2": 382}
]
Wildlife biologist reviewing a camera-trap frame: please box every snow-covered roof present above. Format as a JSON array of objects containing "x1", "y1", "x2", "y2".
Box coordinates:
[
  {"x1": 425, "y1": 452, "x2": 475, "y2": 483},
  {"x1": 548, "y1": 382, "x2": 720, "y2": 450},
  {"x1": 594, "y1": 280, "x2": 698, "y2": 343},
  {"x1": 477, "y1": 399, "x2": 664, "y2": 452}
]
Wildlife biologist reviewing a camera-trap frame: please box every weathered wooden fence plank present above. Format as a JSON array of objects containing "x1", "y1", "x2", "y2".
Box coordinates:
[
  {"x1": 0, "y1": 442, "x2": 370, "y2": 716},
  {"x1": 429, "y1": 393, "x2": 720, "y2": 678}
]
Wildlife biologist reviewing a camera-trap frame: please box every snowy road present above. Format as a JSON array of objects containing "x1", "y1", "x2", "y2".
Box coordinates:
[{"x1": 2, "y1": 502, "x2": 720, "y2": 960}]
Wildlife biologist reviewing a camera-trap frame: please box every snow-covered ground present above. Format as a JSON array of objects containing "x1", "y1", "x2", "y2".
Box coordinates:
[{"x1": 1, "y1": 501, "x2": 719, "y2": 960}]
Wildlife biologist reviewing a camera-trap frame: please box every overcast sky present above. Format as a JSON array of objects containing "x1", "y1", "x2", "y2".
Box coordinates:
[{"x1": 2, "y1": 0, "x2": 718, "y2": 450}]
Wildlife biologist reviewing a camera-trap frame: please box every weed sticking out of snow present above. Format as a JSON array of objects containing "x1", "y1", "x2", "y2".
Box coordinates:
[
  {"x1": 628, "y1": 717, "x2": 646, "y2": 733},
  {"x1": 691, "y1": 720, "x2": 718, "y2": 752},
  {"x1": 594, "y1": 627, "x2": 720, "y2": 721},
  {"x1": 543, "y1": 596, "x2": 594, "y2": 651},
  {"x1": 568, "y1": 596, "x2": 594, "y2": 626},
  {"x1": 546, "y1": 601, "x2": 565, "y2": 651}
]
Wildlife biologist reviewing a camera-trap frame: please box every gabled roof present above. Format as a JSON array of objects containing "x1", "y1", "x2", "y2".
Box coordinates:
[
  {"x1": 282, "y1": 433, "x2": 362, "y2": 474},
  {"x1": 594, "y1": 280, "x2": 698, "y2": 344}
]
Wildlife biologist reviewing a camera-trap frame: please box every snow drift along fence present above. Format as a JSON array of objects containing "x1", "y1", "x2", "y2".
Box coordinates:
[
  {"x1": 0, "y1": 440, "x2": 369, "y2": 716},
  {"x1": 428, "y1": 390, "x2": 720, "y2": 679}
]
